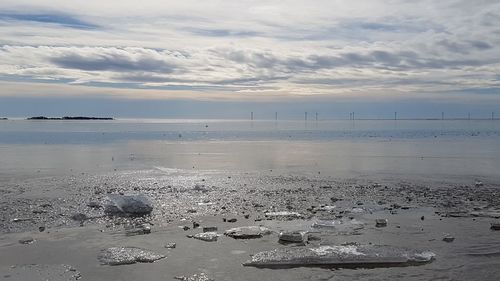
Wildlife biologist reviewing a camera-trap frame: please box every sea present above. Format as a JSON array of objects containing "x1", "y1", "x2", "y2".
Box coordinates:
[{"x1": 1, "y1": 118, "x2": 499, "y2": 182}]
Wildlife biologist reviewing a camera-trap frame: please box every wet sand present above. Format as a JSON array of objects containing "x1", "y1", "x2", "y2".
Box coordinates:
[{"x1": 1, "y1": 168, "x2": 500, "y2": 280}]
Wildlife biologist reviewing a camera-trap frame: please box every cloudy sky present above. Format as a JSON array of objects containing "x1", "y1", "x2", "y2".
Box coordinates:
[{"x1": 0, "y1": 0, "x2": 499, "y2": 118}]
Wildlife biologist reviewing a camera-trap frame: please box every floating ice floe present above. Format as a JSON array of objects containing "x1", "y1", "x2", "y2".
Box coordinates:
[
  {"x1": 265, "y1": 211, "x2": 303, "y2": 220},
  {"x1": 470, "y1": 211, "x2": 500, "y2": 218},
  {"x1": 104, "y1": 195, "x2": 153, "y2": 216},
  {"x1": 311, "y1": 219, "x2": 341, "y2": 228},
  {"x1": 193, "y1": 232, "x2": 219, "y2": 242},
  {"x1": 224, "y1": 226, "x2": 272, "y2": 239},
  {"x1": 0, "y1": 264, "x2": 81, "y2": 281},
  {"x1": 98, "y1": 247, "x2": 165, "y2": 265},
  {"x1": 311, "y1": 218, "x2": 365, "y2": 234},
  {"x1": 124, "y1": 224, "x2": 151, "y2": 236},
  {"x1": 278, "y1": 231, "x2": 308, "y2": 244},
  {"x1": 243, "y1": 245, "x2": 435, "y2": 268},
  {"x1": 174, "y1": 272, "x2": 214, "y2": 281}
]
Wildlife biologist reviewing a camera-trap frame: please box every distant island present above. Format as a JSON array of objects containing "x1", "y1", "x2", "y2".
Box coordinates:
[
  {"x1": 0, "y1": 117, "x2": 7, "y2": 120},
  {"x1": 27, "y1": 116, "x2": 114, "y2": 120}
]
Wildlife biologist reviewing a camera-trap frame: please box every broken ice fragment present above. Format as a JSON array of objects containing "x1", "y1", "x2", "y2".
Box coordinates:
[
  {"x1": 243, "y1": 245, "x2": 435, "y2": 268},
  {"x1": 98, "y1": 247, "x2": 165, "y2": 265},
  {"x1": 278, "y1": 231, "x2": 307, "y2": 244},
  {"x1": 265, "y1": 211, "x2": 303, "y2": 220},
  {"x1": 0, "y1": 264, "x2": 81, "y2": 281},
  {"x1": 193, "y1": 232, "x2": 219, "y2": 242},
  {"x1": 104, "y1": 195, "x2": 153, "y2": 216},
  {"x1": 224, "y1": 226, "x2": 272, "y2": 239}
]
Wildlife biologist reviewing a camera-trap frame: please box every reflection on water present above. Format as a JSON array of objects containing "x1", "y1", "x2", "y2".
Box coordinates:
[{"x1": 0, "y1": 119, "x2": 499, "y2": 180}]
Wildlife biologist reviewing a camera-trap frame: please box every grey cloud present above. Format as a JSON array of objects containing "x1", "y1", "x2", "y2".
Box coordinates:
[
  {"x1": 189, "y1": 28, "x2": 260, "y2": 37},
  {"x1": 212, "y1": 76, "x2": 289, "y2": 86},
  {"x1": 221, "y1": 47, "x2": 493, "y2": 72},
  {"x1": 467, "y1": 40, "x2": 492, "y2": 50},
  {"x1": 116, "y1": 72, "x2": 288, "y2": 86},
  {"x1": 222, "y1": 49, "x2": 279, "y2": 69},
  {"x1": 49, "y1": 49, "x2": 177, "y2": 73},
  {"x1": 437, "y1": 39, "x2": 492, "y2": 54},
  {"x1": 115, "y1": 73, "x2": 177, "y2": 83},
  {"x1": 478, "y1": 11, "x2": 500, "y2": 26}
]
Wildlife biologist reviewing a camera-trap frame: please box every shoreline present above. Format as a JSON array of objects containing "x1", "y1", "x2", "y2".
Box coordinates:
[
  {"x1": 1, "y1": 169, "x2": 500, "y2": 280},
  {"x1": 26, "y1": 116, "x2": 114, "y2": 120}
]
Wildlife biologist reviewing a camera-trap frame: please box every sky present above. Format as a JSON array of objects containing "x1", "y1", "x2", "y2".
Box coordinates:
[{"x1": 0, "y1": 0, "x2": 499, "y2": 118}]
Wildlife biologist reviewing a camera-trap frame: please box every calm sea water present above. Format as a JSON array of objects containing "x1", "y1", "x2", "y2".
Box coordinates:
[{"x1": 1, "y1": 119, "x2": 499, "y2": 181}]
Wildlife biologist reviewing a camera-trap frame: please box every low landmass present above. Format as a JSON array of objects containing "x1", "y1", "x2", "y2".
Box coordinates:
[
  {"x1": 27, "y1": 116, "x2": 114, "y2": 120},
  {"x1": 0, "y1": 117, "x2": 7, "y2": 120}
]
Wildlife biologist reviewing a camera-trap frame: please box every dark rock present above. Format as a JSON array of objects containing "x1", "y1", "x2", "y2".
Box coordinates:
[
  {"x1": 491, "y1": 223, "x2": 500, "y2": 230},
  {"x1": 442, "y1": 236, "x2": 455, "y2": 242},
  {"x1": 203, "y1": 226, "x2": 218, "y2": 232},
  {"x1": 70, "y1": 213, "x2": 87, "y2": 221},
  {"x1": 87, "y1": 201, "x2": 101, "y2": 209},
  {"x1": 227, "y1": 218, "x2": 237, "y2": 223},
  {"x1": 308, "y1": 235, "x2": 321, "y2": 241},
  {"x1": 375, "y1": 219, "x2": 388, "y2": 227},
  {"x1": 193, "y1": 221, "x2": 200, "y2": 228}
]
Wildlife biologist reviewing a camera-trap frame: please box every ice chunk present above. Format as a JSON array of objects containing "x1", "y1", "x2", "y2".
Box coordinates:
[
  {"x1": 470, "y1": 211, "x2": 500, "y2": 218},
  {"x1": 0, "y1": 264, "x2": 81, "y2": 281},
  {"x1": 124, "y1": 224, "x2": 151, "y2": 236},
  {"x1": 279, "y1": 231, "x2": 307, "y2": 243},
  {"x1": 224, "y1": 226, "x2": 272, "y2": 239},
  {"x1": 243, "y1": 245, "x2": 435, "y2": 268},
  {"x1": 265, "y1": 211, "x2": 303, "y2": 220},
  {"x1": 311, "y1": 219, "x2": 340, "y2": 228},
  {"x1": 104, "y1": 195, "x2": 153, "y2": 216},
  {"x1": 193, "y1": 232, "x2": 219, "y2": 242},
  {"x1": 174, "y1": 273, "x2": 214, "y2": 281},
  {"x1": 98, "y1": 247, "x2": 165, "y2": 265}
]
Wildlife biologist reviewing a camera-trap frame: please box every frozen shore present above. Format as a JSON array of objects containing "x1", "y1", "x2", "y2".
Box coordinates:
[{"x1": 1, "y1": 169, "x2": 500, "y2": 280}]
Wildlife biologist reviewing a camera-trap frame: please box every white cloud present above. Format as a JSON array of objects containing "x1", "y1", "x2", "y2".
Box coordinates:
[{"x1": 0, "y1": 0, "x2": 499, "y2": 101}]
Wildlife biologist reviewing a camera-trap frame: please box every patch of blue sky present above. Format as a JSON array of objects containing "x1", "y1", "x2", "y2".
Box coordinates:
[{"x1": 0, "y1": 12, "x2": 100, "y2": 30}]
